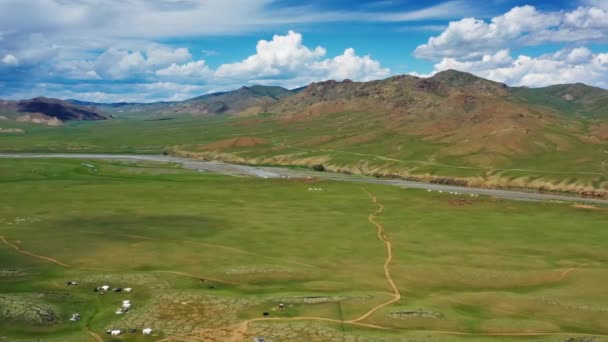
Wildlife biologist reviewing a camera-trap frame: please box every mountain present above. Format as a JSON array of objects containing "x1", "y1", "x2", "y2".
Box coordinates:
[
  {"x1": 2, "y1": 70, "x2": 607, "y2": 195},
  {"x1": 0, "y1": 97, "x2": 108, "y2": 124},
  {"x1": 260, "y1": 71, "x2": 576, "y2": 158},
  {"x1": 72, "y1": 85, "x2": 295, "y2": 117},
  {"x1": 511, "y1": 83, "x2": 608, "y2": 119},
  {"x1": 172, "y1": 70, "x2": 607, "y2": 195},
  {"x1": 68, "y1": 100, "x2": 134, "y2": 108}
]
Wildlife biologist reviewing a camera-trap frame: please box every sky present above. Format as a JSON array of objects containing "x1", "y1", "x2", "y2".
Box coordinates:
[{"x1": 0, "y1": 0, "x2": 607, "y2": 103}]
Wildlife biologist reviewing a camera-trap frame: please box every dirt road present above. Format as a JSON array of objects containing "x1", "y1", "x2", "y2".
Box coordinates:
[
  {"x1": 348, "y1": 191, "x2": 401, "y2": 323},
  {"x1": 0, "y1": 234, "x2": 71, "y2": 267}
]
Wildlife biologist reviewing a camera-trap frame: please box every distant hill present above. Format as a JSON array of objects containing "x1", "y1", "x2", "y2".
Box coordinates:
[
  {"x1": 71, "y1": 85, "x2": 295, "y2": 117},
  {"x1": 171, "y1": 70, "x2": 607, "y2": 196},
  {"x1": 511, "y1": 83, "x2": 608, "y2": 119},
  {"x1": 68, "y1": 100, "x2": 134, "y2": 108},
  {"x1": 0, "y1": 97, "x2": 108, "y2": 124}
]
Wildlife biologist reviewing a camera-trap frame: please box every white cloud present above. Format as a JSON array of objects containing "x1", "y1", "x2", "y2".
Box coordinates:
[
  {"x1": 156, "y1": 60, "x2": 213, "y2": 79},
  {"x1": 51, "y1": 60, "x2": 99, "y2": 79},
  {"x1": 415, "y1": 5, "x2": 608, "y2": 60},
  {"x1": 94, "y1": 49, "x2": 146, "y2": 79},
  {"x1": 0, "y1": 0, "x2": 484, "y2": 40},
  {"x1": 145, "y1": 45, "x2": 192, "y2": 67},
  {"x1": 24, "y1": 30, "x2": 389, "y2": 100},
  {"x1": 46, "y1": 31, "x2": 388, "y2": 87},
  {"x1": 312, "y1": 48, "x2": 390, "y2": 81},
  {"x1": 410, "y1": 4, "x2": 608, "y2": 89},
  {"x1": 2, "y1": 54, "x2": 19, "y2": 66},
  {"x1": 216, "y1": 31, "x2": 388, "y2": 85},
  {"x1": 0, "y1": 33, "x2": 59, "y2": 68},
  {"x1": 584, "y1": 0, "x2": 608, "y2": 10},
  {"x1": 51, "y1": 45, "x2": 199, "y2": 80},
  {"x1": 424, "y1": 47, "x2": 608, "y2": 88},
  {"x1": 216, "y1": 31, "x2": 326, "y2": 79}
]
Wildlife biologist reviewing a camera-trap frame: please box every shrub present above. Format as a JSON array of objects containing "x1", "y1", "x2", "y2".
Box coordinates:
[{"x1": 312, "y1": 164, "x2": 326, "y2": 172}]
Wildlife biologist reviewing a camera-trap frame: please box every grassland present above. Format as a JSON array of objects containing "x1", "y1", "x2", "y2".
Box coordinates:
[
  {"x1": 1, "y1": 157, "x2": 608, "y2": 341},
  {"x1": 1, "y1": 112, "x2": 607, "y2": 196}
]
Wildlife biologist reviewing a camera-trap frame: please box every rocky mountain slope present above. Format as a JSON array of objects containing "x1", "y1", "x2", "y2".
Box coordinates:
[
  {"x1": 174, "y1": 70, "x2": 607, "y2": 195},
  {"x1": 0, "y1": 97, "x2": 108, "y2": 124},
  {"x1": 72, "y1": 85, "x2": 294, "y2": 117}
]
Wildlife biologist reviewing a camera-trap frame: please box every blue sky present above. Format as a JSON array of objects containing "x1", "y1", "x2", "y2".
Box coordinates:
[{"x1": 0, "y1": 0, "x2": 607, "y2": 102}]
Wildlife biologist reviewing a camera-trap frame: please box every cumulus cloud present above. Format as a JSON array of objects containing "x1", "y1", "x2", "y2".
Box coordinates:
[
  {"x1": 94, "y1": 49, "x2": 147, "y2": 79},
  {"x1": 0, "y1": 0, "x2": 489, "y2": 101},
  {"x1": 423, "y1": 47, "x2": 608, "y2": 88},
  {"x1": 216, "y1": 31, "x2": 388, "y2": 84},
  {"x1": 50, "y1": 45, "x2": 199, "y2": 81},
  {"x1": 2, "y1": 54, "x2": 19, "y2": 66},
  {"x1": 312, "y1": 48, "x2": 390, "y2": 81},
  {"x1": 145, "y1": 45, "x2": 192, "y2": 67},
  {"x1": 49, "y1": 31, "x2": 388, "y2": 86},
  {"x1": 415, "y1": 5, "x2": 608, "y2": 60},
  {"x1": 51, "y1": 60, "x2": 100, "y2": 80},
  {"x1": 410, "y1": 4, "x2": 608, "y2": 89},
  {"x1": 156, "y1": 61, "x2": 213, "y2": 79},
  {"x1": 2, "y1": 30, "x2": 389, "y2": 101},
  {"x1": 0, "y1": 33, "x2": 58, "y2": 69},
  {"x1": 216, "y1": 31, "x2": 326, "y2": 80}
]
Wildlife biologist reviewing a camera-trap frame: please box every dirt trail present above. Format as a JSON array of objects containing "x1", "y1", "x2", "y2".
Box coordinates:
[
  {"x1": 87, "y1": 328, "x2": 104, "y2": 342},
  {"x1": 221, "y1": 191, "x2": 399, "y2": 342},
  {"x1": 152, "y1": 270, "x2": 240, "y2": 285},
  {"x1": 556, "y1": 267, "x2": 576, "y2": 281},
  {"x1": 0, "y1": 234, "x2": 236, "y2": 285},
  {"x1": 226, "y1": 316, "x2": 392, "y2": 342},
  {"x1": 135, "y1": 194, "x2": 606, "y2": 341},
  {"x1": 0, "y1": 235, "x2": 71, "y2": 267},
  {"x1": 348, "y1": 191, "x2": 401, "y2": 323}
]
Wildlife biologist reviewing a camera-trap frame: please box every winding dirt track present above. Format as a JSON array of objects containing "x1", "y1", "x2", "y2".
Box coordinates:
[
  {"x1": 0, "y1": 235, "x2": 71, "y2": 267},
  {"x1": 2, "y1": 191, "x2": 602, "y2": 340},
  {"x1": 557, "y1": 267, "x2": 576, "y2": 281},
  {"x1": 161, "y1": 193, "x2": 606, "y2": 341},
  {"x1": 218, "y1": 191, "x2": 398, "y2": 342},
  {"x1": 87, "y1": 328, "x2": 104, "y2": 342},
  {"x1": 348, "y1": 191, "x2": 400, "y2": 323}
]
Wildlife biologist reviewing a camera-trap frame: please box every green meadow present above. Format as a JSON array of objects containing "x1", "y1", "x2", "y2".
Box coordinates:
[
  {"x1": 1, "y1": 158, "x2": 607, "y2": 341},
  {"x1": 1, "y1": 113, "x2": 606, "y2": 194}
]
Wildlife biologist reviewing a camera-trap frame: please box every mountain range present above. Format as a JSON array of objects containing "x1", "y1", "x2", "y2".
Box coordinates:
[
  {"x1": 1, "y1": 70, "x2": 606, "y2": 196},
  {"x1": 67, "y1": 84, "x2": 295, "y2": 117},
  {"x1": 0, "y1": 97, "x2": 107, "y2": 125},
  {"x1": 3, "y1": 70, "x2": 606, "y2": 122}
]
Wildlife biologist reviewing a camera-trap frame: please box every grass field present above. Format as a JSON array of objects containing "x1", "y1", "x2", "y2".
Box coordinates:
[
  {"x1": 1, "y1": 113, "x2": 606, "y2": 194},
  {"x1": 1, "y1": 158, "x2": 608, "y2": 341}
]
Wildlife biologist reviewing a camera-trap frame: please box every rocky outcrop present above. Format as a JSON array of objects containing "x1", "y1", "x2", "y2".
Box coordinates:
[{"x1": 0, "y1": 97, "x2": 108, "y2": 123}]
